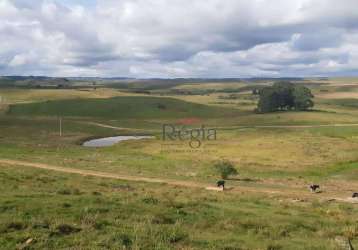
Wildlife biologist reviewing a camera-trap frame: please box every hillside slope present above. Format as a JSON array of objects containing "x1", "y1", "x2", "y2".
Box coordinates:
[{"x1": 7, "y1": 96, "x2": 237, "y2": 119}]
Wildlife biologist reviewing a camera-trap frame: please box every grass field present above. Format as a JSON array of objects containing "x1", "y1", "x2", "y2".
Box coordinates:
[
  {"x1": 1, "y1": 165, "x2": 357, "y2": 249},
  {"x1": 0, "y1": 79, "x2": 357, "y2": 249},
  {"x1": 7, "y1": 96, "x2": 237, "y2": 119}
]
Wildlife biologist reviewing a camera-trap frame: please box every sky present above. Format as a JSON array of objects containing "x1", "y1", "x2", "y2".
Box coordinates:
[{"x1": 0, "y1": 0, "x2": 358, "y2": 78}]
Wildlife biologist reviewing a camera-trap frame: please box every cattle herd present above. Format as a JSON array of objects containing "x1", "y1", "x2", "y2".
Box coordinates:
[
  {"x1": 216, "y1": 181, "x2": 358, "y2": 199},
  {"x1": 310, "y1": 184, "x2": 358, "y2": 198}
]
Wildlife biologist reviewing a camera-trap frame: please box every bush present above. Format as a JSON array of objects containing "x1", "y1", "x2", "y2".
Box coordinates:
[
  {"x1": 118, "y1": 234, "x2": 132, "y2": 248},
  {"x1": 3, "y1": 221, "x2": 26, "y2": 232},
  {"x1": 152, "y1": 214, "x2": 176, "y2": 225},
  {"x1": 32, "y1": 221, "x2": 50, "y2": 229},
  {"x1": 142, "y1": 197, "x2": 159, "y2": 204},
  {"x1": 53, "y1": 224, "x2": 81, "y2": 236},
  {"x1": 157, "y1": 103, "x2": 166, "y2": 109},
  {"x1": 94, "y1": 220, "x2": 111, "y2": 230},
  {"x1": 57, "y1": 189, "x2": 71, "y2": 195},
  {"x1": 57, "y1": 188, "x2": 81, "y2": 195},
  {"x1": 214, "y1": 160, "x2": 238, "y2": 179}
]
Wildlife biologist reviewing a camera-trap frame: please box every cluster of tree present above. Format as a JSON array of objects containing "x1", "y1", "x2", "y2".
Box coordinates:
[{"x1": 256, "y1": 81, "x2": 314, "y2": 113}]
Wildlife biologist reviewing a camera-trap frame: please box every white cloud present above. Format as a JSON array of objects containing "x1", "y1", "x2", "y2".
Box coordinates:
[{"x1": 0, "y1": 0, "x2": 358, "y2": 77}]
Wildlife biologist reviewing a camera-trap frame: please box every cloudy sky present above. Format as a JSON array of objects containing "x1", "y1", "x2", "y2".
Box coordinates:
[{"x1": 1, "y1": 0, "x2": 358, "y2": 78}]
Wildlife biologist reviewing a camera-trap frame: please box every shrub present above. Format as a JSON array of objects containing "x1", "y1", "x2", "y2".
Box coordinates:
[
  {"x1": 57, "y1": 189, "x2": 71, "y2": 195},
  {"x1": 152, "y1": 214, "x2": 176, "y2": 225},
  {"x1": 266, "y1": 243, "x2": 283, "y2": 250},
  {"x1": 53, "y1": 224, "x2": 81, "y2": 236},
  {"x1": 118, "y1": 234, "x2": 132, "y2": 248},
  {"x1": 92, "y1": 191, "x2": 102, "y2": 196},
  {"x1": 214, "y1": 160, "x2": 238, "y2": 179},
  {"x1": 142, "y1": 197, "x2": 159, "y2": 204},
  {"x1": 94, "y1": 220, "x2": 111, "y2": 230},
  {"x1": 32, "y1": 221, "x2": 50, "y2": 229},
  {"x1": 4, "y1": 221, "x2": 26, "y2": 232},
  {"x1": 57, "y1": 188, "x2": 82, "y2": 195},
  {"x1": 62, "y1": 203, "x2": 71, "y2": 208},
  {"x1": 157, "y1": 103, "x2": 166, "y2": 110}
]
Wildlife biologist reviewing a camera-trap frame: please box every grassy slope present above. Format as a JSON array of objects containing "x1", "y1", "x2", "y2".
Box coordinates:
[
  {"x1": 0, "y1": 115, "x2": 357, "y2": 185},
  {"x1": 1, "y1": 165, "x2": 357, "y2": 250},
  {"x1": 7, "y1": 96, "x2": 236, "y2": 119},
  {"x1": 1, "y1": 88, "x2": 358, "y2": 181},
  {"x1": 1, "y1": 84, "x2": 358, "y2": 249}
]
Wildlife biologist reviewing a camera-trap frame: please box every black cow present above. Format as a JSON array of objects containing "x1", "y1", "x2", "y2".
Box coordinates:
[
  {"x1": 217, "y1": 180, "x2": 225, "y2": 190},
  {"x1": 309, "y1": 184, "x2": 320, "y2": 193},
  {"x1": 352, "y1": 193, "x2": 358, "y2": 198}
]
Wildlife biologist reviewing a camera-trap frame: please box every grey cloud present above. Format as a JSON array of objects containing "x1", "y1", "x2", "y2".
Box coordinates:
[
  {"x1": 292, "y1": 32, "x2": 342, "y2": 51},
  {"x1": 0, "y1": 0, "x2": 358, "y2": 77}
]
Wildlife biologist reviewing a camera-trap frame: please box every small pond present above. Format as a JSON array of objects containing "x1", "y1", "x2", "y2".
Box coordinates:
[{"x1": 83, "y1": 136, "x2": 153, "y2": 147}]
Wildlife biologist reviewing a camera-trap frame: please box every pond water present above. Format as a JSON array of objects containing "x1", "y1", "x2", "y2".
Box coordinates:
[{"x1": 83, "y1": 136, "x2": 153, "y2": 147}]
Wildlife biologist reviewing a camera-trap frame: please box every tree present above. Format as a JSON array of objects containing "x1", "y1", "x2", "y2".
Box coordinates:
[
  {"x1": 257, "y1": 81, "x2": 314, "y2": 113},
  {"x1": 272, "y1": 81, "x2": 295, "y2": 110},
  {"x1": 257, "y1": 86, "x2": 279, "y2": 113},
  {"x1": 292, "y1": 85, "x2": 314, "y2": 110},
  {"x1": 214, "y1": 160, "x2": 238, "y2": 179}
]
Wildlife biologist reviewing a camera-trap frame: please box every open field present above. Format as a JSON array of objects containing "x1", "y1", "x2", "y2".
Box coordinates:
[
  {"x1": 172, "y1": 82, "x2": 248, "y2": 90},
  {"x1": 0, "y1": 78, "x2": 358, "y2": 249},
  {"x1": 7, "y1": 96, "x2": 237, "y2": 119},
  {"x1": 0, "y1": 88, "x2": 124, "y2": 103},
  {"x1": 1, "y1": 164, "x2": 357, "y2": 249}
]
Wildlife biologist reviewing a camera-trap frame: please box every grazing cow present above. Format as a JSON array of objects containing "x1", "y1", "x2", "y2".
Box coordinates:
[
  {"x1": 309, "y1": 184, "x2": 320, "y2": 193},
  {"x1": 217, "y1": 180, "x2": 225, "y2": 190},
  {"x1": 352, "y1": 193, "x2": 358, "y2": 198}
]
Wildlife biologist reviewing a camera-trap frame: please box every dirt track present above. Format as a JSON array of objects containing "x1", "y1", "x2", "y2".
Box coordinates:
[
  {"x1": 84, "y1": 122, "x2": 133, "y2": 131},
  {"x1": 1, "y1": 158, "x2": 357, "y2": 204},
  {"x1": 0, "y1": 159, "x2": 205, "y2": 188},
  {"x1": 86, "y1": 120, "x2": 358, "y2": 132},
  {"x1": 220, "y1": 123, "x2": 358, "y2": 130}
]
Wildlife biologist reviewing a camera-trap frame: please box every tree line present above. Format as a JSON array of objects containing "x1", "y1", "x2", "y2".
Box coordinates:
[{"x1": 255, "y1": 81, "x2": 314, "y2": 113}]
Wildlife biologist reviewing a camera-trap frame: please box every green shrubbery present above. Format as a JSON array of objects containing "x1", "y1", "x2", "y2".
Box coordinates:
[{"x1": 214, "y1": 160, "x2": 238, "y2": 179}]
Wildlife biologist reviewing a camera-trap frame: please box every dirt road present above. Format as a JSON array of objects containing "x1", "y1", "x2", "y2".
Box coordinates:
[
  {"x1": 0, "y1": 159, "x2": 204, "y2": 188},
  {"x1": 219, "y1": 123, "x2": 358, "y2": 130},
  {"x1": 1, "y1": 158, "x2": 356, "y2": 204},
  {"x1": 85, "y1": 120, "x2": 358, "y2": 132}
]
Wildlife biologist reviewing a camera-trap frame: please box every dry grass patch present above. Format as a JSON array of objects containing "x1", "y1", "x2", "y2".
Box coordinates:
[
  {"x1": 173, "y1": 82, "x2": 246, "y2": 90},
  {"x1": 317, "y1": 92, "x2": 358, "y2": 99},
  {"x1": 0, "y1": 88, "x2": 146, "y2": 104}
]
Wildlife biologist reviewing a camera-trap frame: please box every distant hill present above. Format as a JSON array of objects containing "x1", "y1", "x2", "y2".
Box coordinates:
[
  {"x1": 7, "y1": 96, "x2": 237, "y2": 119},
  {"x1": 0, "y1": 76, "x2": 71, "y2": 88},
  {"x1": 0, "y1": 75, "x2": 322, "y2": 91}
]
